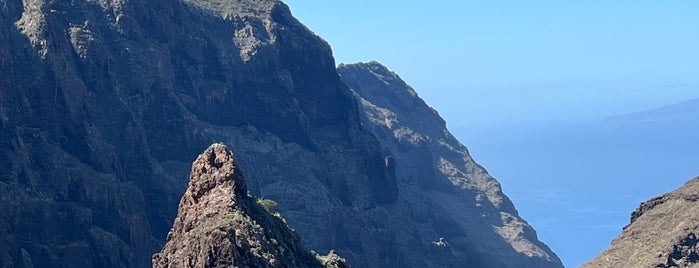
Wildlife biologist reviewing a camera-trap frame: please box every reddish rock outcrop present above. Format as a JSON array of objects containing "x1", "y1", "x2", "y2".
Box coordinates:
[{"x1": 153, "y1": 143, "x2": 348, "y2": 268}]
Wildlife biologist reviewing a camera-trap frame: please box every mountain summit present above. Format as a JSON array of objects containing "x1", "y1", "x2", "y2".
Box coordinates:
[
  {"x1": 338, "y1": 62, "x2": 562, "y2": 268},
  {"x1": 153, "y1": 143, "x2": 348, "y2": 268}
]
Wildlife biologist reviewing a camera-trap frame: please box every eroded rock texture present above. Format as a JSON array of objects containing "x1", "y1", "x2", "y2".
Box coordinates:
[
  {"x1": 0, "y1": 0, "x2": 391, "y2": 266},
  {"x1": 152, "y1": 143, "x2": 348, "y2": 268},
  {"x1": 0, "y1": 0, "x2": 559, "y2": 267},
  {"x1": 583, "y1": 177, "x2": 699, "y2": 268},
  {"x1": 338, "y1": 62, "x2": 562, "y2": 268}
]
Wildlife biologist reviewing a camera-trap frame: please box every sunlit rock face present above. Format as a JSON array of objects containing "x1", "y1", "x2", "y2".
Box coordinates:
[
  {"x1": 152, "y1": 143, "x2": 348, "y2": 268},
  {"x1": 583, "y1": 177, "x2": 699, "y2": 268}
]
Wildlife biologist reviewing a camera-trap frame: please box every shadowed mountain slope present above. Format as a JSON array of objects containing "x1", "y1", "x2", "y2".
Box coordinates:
[
  {"x1": 0, "y1": 0, "x2": 558, "y2": 267},
  {"x1": 0, "y1": 0, "x2": 394, "y2": 266},
  {"x1": 338, "y1": 62, "x2": 562, "y2": 268}
]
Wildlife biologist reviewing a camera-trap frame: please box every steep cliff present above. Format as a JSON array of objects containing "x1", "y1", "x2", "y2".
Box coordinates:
[
  {"x1": 0, "y1": 0, "x2": 394, "y2": 266},
  {"x1": 153, "y1": 143, "x2": 348, "y2": 268},
  {"x1": 583, "y1": 177, "x2": 699, "y2": 268},
  {"x1": 0, "y1": 0, "x2": 558, "y2": 267},
  {"x1": 338, "y1": 62, "x2": 563, "y2": 268}
]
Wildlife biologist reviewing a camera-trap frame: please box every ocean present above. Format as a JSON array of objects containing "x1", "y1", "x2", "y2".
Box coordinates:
[{"x1": 454, "y1": 118, "x2": 699, "y2": 267}]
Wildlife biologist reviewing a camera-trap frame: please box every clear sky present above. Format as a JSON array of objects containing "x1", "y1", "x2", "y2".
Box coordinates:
[{"x1": 284, "y1": 0, "x2": 699, "y2": 125}]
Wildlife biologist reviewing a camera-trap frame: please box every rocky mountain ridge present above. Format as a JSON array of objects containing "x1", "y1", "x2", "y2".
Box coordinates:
[
  {"x1": 153, "y1": 143, "x2": 348, "y2": 268},
  {"x1": 338, "y1": 62, "x2": 562, "y2": 268},
  {"x1": 0, "y1": 0, "x2": 393, "y2": 266},
  {"x1": 0, "y1": 0, "x2": 559, "y2": 267},
  {"x1": 583, "y1": 177, "x2": 699, "y2": 268}
]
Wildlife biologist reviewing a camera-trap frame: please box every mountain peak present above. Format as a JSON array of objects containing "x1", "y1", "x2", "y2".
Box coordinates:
[
  {"x1": 187, "y1": 143, "x2": 247, "y2": 202},
  {"x1": 338, "y1": 62, "x2": 563, "y2": 267},
  {"x1": 339, "y1": 62, "x2": 407, "y2": 90},
  {"x1": 338, "y1": 62, "x2": 425, "y2": 116},
  {"x1": 339, "y1": 61, "x2": 390, "y2": 71},
  {"x1": 153, "y1": 143, "x2": 347, "y2": 268}
]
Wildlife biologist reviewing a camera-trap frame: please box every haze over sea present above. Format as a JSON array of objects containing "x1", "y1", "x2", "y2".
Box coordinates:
[{"x1": 455, "y1": 115, "x2": 699, "y2": 266}]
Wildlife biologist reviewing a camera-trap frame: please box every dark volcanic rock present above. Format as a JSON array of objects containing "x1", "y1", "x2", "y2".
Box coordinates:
[
  {"x1": 583, "y1": 177, "x2": 699, "y2": 268},
  {"x1": 0, "y1": 0, "x2": 393, "y2": 267},
  {"x1": 338, "y1": 62, "x2": 563, "y2": 268},
  {"x1": 153, "y1": 143, "x2": 348, "y2": 268},
  {"x1": 0, "y1": 0, "x2": 559, "y2": 267}
]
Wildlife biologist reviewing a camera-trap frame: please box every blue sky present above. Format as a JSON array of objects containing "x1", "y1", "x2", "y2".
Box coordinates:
[{"x1": 284, "y1": 0, "x2": 699, "y2": 125}]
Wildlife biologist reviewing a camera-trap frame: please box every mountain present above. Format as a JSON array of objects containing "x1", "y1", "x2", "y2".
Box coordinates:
[
  {"x1": 153, "y1": 143, "x2": 348, "y2": 268},
  {"x1": 0, "y1": 0, "x2": 391, "y2": 266},
  {"x1": 0, "y1": 0, "x2": 558, "y2": 267},
  {"x1": 582, "y1": 177, "x2": 699, "y2": 268},
  {"x1": 337, "y1": 62, "x2": 562, "y2": 268},
  {"x1": 607, "y1": 98, "x2": 699, "y2": 124}
]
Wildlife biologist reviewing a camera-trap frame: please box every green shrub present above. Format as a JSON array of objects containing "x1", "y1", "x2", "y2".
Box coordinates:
[{"x1": 257, "y1": 198, "x2": 278, "y2": 213}]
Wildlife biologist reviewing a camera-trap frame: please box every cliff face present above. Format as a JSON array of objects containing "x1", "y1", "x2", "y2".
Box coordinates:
[
  {"x1": 583, "y1": 177, "x2": 699, "y2": 268},
  {"x1": 153, "y1": 143, "x2": 348, "y2": 268},
  {"x1": 0, "y1": 0, "x2": 393, "y2": 267},
  {"x1": 338, "y1": 62, "x2": 562, "y2": 268},
  {"x1": 0, "y1": 0, "x2": 558, "y2": 267}
]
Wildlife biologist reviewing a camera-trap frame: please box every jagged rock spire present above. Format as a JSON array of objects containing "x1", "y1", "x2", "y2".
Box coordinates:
[
  {"x1": 185, "y1": 143, "x2": 247, "y2": 204},
  {"x1": 153, "y1": 143, "x2": 349, "y2": 268}
]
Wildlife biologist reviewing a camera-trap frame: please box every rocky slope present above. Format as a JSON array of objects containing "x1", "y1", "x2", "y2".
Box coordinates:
[
  {"x1": 0, "y1": 0, "x2": 393, "y2": 266},
  {"x1": 153, "y1": 143, "x2": 348, "y2": 268},
  {"x1": 583, "y1": 177, "x2": 699, "y2": 268},
  {"x1": 338, "y1": 62, "x2": 562, "y2": 268},
  {"x1": 0, "y1": 0, "x2": 558, "y2": 267}
]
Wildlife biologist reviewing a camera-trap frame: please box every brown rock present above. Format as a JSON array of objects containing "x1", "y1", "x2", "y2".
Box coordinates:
[
  {"x1": 583, "y1": 177, "x2": 699, "y2": 268},
  {"x1": 153, "y1": 143, "x2": 347, "y2": 268}
]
